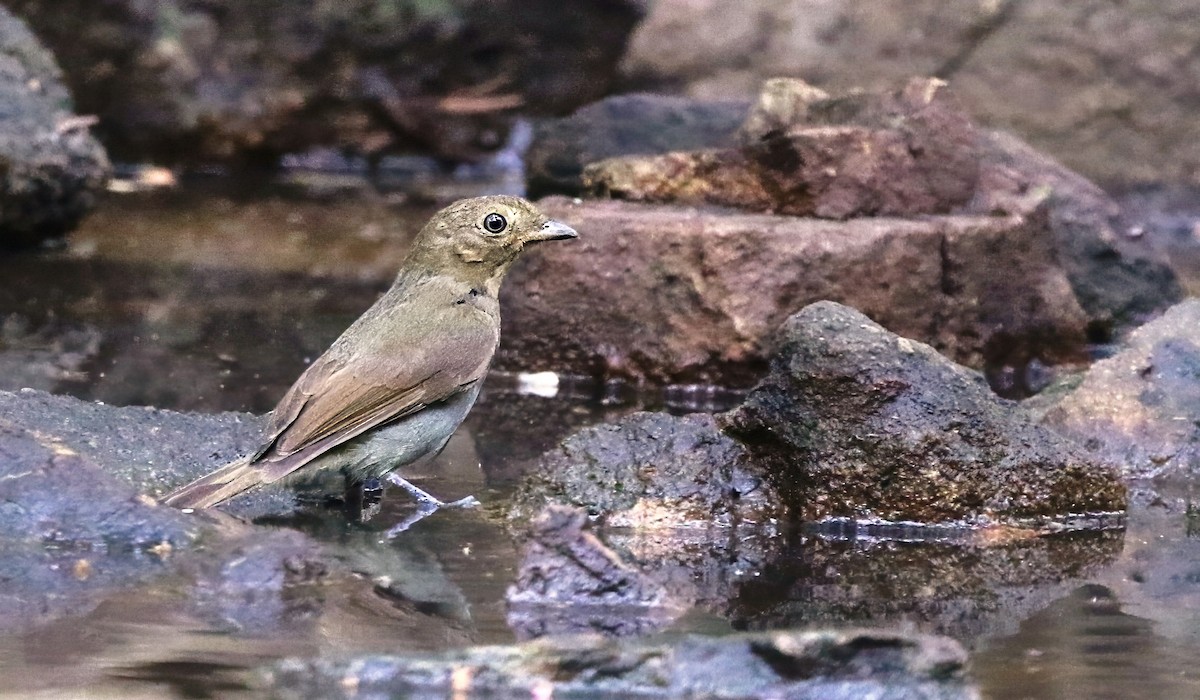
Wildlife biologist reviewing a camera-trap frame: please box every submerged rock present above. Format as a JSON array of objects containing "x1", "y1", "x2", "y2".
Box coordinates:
[
  {"x1": 507, "y1": 414, "x2": 784, "y2": 638},
  {"x1": 0, "y1": 389, "x2": 487, "y2": 643},
  {"x1": 0, "y1": 6, "x2": 108, "y2": 247},
  {"x1": 1040, "y1": 300, "x2": 1200, "y2": 479},
  {"x1": 721, "y1": 302, "x2": 1125, "y2": 527},
  {"x1": 267, "y1": 627, "x2": 977, "y2": 699},
  {"x1": 583, "y1": 77, "x2": 981, "y2": 219},
  {"x1": 501, "y1": 196, "x2": 1088, "y2": 385}
]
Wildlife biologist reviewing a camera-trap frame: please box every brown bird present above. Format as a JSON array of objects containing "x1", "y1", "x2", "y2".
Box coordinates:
[{"x1": 163, "y1": 195, "x2": 577, "y2": 522}]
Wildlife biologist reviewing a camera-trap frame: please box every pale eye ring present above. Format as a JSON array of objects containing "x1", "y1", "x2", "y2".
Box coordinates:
[{"x1": 483, "y1": 212, "x2": 507, "y2": 234}]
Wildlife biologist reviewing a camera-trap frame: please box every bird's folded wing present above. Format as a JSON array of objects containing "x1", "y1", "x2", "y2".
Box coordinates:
[{"x1": 250, "y1": 307, "x2": 498, "y2": 484}]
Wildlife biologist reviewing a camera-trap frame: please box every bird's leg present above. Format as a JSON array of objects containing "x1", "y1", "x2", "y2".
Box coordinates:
[
  {"x1": 384, "y1": 472, "x2": 480, "y2": 509},
  {"x1": 342, "y1": 475, "x2": 382, "y2": 523},
  {"x1": 343, "y1": 477, "x2": 365, "y2": 520}
]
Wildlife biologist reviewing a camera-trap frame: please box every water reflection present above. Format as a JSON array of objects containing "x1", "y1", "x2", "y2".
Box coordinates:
[{"x1": 974, "y1": 585, "x2": 1200, "y2": 700}]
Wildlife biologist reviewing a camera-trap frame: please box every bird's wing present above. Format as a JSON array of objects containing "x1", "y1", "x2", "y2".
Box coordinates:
[{"x1": 250, "y1": 298, "x2": 498, "y2": 484}]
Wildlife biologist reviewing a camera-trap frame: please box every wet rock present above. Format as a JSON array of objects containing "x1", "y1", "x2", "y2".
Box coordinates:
[
  {"x1": 1040, "y1": 300, "x2": 1200, "y2": 479},
  {"x1": 0, "y1": 423, "x2": 192, "y2": 547},
  {"x1": 506, "y1": 414, "x2": 786, "y2": 637},
  {"x1": 6, "y1": 0, "x2": 642, "y2": 166},
  {"x1": 0, "y1": 6, "x2": 108, "y2": 248},
  {"x1": 720, "y1": 301, "x2": 1125, "y2": 526},
  {"x1": 0, "y1": 394, "x2": 343, "y2": 634},
  {"x1": 267, "y1": 627, "x2": 977, "y2": 699},
  {"x1": 500, "y1": 196, "x2": 1088, "y2": 384},
  {"x1": 620, "y1": 0, "x2": 1200, "y2": 190},
  {"x1": 509, "y1": 412, "x2": 779, "y2": 528},
  {"x1": 525, "y1": 93, "x2": 749, "y2": 198},
  {"x1": 584, "y1": 77, "x2": 981, "y2": 219},
  {"x1": 506, "y1": 505, "x2": 685, "y2": 638},
  {"x1": 0, "y1": 388, "x2": 294, "y2": 518}
]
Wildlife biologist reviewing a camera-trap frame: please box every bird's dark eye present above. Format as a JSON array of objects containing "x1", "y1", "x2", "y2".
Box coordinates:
[{"x1": 483, "y1": 212, "x2": 507, "y2": 234}]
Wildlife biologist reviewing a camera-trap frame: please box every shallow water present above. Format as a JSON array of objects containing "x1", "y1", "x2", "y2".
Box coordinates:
[{"x1": 1, "y1": 182, "x2": 1199, "y2": 699}]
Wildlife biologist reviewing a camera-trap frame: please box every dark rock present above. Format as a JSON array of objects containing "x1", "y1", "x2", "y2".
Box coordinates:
[
  {"x1": 506, "y1": 502, "x2": 785, "y2": 638},
  {"x1": 525, "y1": 93, "x2": 749, "y2": 198},
  {"x1": 0, "y1": 6, "x2": 109, "y2": 248},
  {"x1": 968, "y1": 130, "x2": 1183, "y2": 332},
  {"x1": 505, "y1": 505, "x2": 685, "y2": 638},
  {"x1": 509, "y1": 412, "x2": 779, "y2": 528},
  {"x1": 720, "y1": 301, "x2": 1125, "y2": 526},
  {"x1": 506, "y1": 414, "x2": 787, "y2": 638},
  {"x1": 1040, "y1": 300, "x2": 1200, "y2": 479},
  {"x1": 500, "y1": 196, "x2": 1088, "y2": 385},
  {"x1": 6, "y1": 0, "x2": 642, "y2": 166},
  {"x1": 267, "y1": 627, "x2": 977, "y2": 699},
  {"x1": 583, "y1": 77, "x2": 981, "y2": 219},
  {"x1": 1115, "y1": 185, "x2": 1200, "y2": 297},
  {"x1": 620, "y1": 0, "x2": 1200, "y2": 190}
]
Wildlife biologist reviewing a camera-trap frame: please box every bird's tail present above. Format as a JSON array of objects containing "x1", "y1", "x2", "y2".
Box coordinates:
[{"x1": 162, "y1": 457, "x2": 266, "y2": 509}]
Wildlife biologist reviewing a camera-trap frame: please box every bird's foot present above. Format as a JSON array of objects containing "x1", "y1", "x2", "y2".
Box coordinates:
[
  {"x1": 382, "y1": 473, "x2": 479, "y2": 537},
  {"x1": 444, "y1": 495, "x2": 481, "y2": 509}
]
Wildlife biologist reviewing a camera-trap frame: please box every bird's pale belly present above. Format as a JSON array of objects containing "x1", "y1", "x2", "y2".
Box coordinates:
[{"x1": 295, "y1": 382, "x2": 483, "y2": 486}]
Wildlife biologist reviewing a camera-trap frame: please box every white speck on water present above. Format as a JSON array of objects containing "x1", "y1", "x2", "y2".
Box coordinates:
[{"x1": 516, "y1": 371, "x2": 560, "y2": 398}]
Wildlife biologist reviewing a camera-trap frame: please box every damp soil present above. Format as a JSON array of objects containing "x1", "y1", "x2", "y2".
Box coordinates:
[{"x1": 0, "y1": 180, "x2": 1198, "y2": 699}]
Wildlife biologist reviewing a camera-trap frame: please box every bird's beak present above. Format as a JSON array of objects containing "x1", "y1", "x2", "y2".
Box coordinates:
[{"x1": 525, "y1": 219, "x2": 578, "y2": 243}]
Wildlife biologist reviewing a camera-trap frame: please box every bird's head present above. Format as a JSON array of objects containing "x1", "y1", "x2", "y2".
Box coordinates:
[{"x1": 406, "y1": 195, "x2": 577, "y2": 292}]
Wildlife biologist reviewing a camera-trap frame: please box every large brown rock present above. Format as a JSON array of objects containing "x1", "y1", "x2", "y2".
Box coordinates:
[
  {"x1": 499, "y1": 196, "x2": 1088, "y2": 385},
  {"x1": 620, "y1": 0, "x2": 1200, "y2": 189},
  {"x1": 583, "y1": 77, "x2": 981, "y2": 219},
  {"x1": 523, "y1": 79, "x2": 1181, "y2": 350}
]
